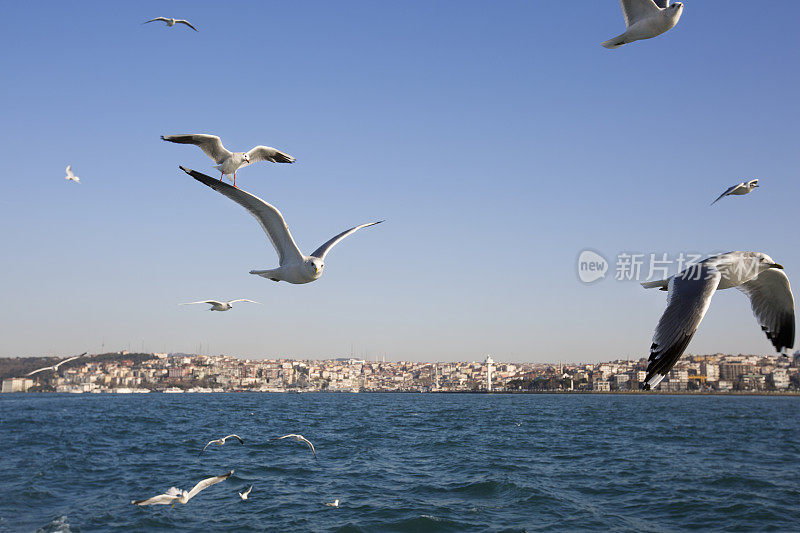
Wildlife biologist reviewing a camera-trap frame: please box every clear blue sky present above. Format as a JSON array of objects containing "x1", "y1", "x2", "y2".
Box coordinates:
[{"x1": 1, "y1": 1, "x2": 798, "y2": 362}]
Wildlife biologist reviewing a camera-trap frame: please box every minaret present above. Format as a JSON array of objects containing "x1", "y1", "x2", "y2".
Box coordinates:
[{"x1": 486, "y1": 355, "x2": 494, "y2": 392}]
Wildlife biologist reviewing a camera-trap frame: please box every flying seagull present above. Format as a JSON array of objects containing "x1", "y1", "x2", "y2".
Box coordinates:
[
  {"x1": 239, "y1": 485, "x2": 253, "y2": 501},
  {"x1": 711, "y1": 179, "x2": 759, "y2": 205},
  {"x1": 65, "y1": 165, "x2": 80, "y2": 183},
  {"x1": 163, "y1": 134, "x2": 294, "y2": 187},
  {"x1": 602, "y1": 0, "x2": 683, "y2": 49},
  {"x1": 198, "y1": 434, "x2": 244, "y2": 456},
  {"x1": 180, "y1": 299, "x2": 259, "y2": 312},
  {"x1": 143, "y1": 17, "x2": 198, "y2": 31},
  {"x1": 325, "y1": 499, "x2": 340, "y2": 507},
  {"x1": 26, "y1": 353, "x2": 86, "y2": 376},
  {"x1": 640, "y1": 252, "x2": 795, "y2": 390},
  {"x1": 180, "y1": 167, "x2": 383, "y2": 284},
  {"x1": 270, "y1": 434, "x2": 317, "y2": 459},
  {"x1": 131, "y1": 470, "x2": 233, "y2": 506}
]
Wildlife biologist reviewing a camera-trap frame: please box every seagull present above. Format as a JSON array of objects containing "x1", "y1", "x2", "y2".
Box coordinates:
[
  {"x1": 270, "y1": 434, "x2": 317, "y2": 459},
  {"x1": 65, "y1": 165, "x2": 80, "y2": 183},
  {"x1": 238, "y1": 485, "x2": 253, "y2": 501},
  {"x1": 640, "y1": 252, "x2": 795, "y2": 390},
  {"x1": 602, "y1": 0, "x2": 683, "y2": 49},
  {"x1": 26, "y1": 353, "x2": 86, "y2": 376},
  {"x1": 180, "y1": 299, "x2": 259, "y2": 312},
  {"x1": 325, "y1": 499, "x2": 339, "y2": 507},
  {"x1": 180, "y1": 167, "x2": 383, "y2": 284},
  {"x1": 198, "y1": 434, "x2": 244, "y2": 456},
  {"x1": 143, "y1": 17, "x2": 198, "y2": 31},
  {"x1": 131, "y1": 470, "x2": 233, "y2": 506},
  {"x1": 711, "y1": 179, "x2": 759, "y2": 205},
  {"x1": 163, "y1": 134, "x2": 294, "y2": 187}
]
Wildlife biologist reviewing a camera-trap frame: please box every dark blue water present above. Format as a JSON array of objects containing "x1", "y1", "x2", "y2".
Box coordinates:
[{"x1": 1, "y1": 393, "x2": 798, "y2": 532}]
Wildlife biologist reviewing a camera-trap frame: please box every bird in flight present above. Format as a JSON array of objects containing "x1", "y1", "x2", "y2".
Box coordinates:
[
  {"x1": 640, "y1": 252, "x2": 794, "y2": 390},
  {"x1": 180, "y1": 299, "x2": 259, "y2": 312},
  {"x1": 711, "y1": 179, "x2": 759, "y2": 205},
  {"x1": 26, "y1": 353, "x2": 86, "y2": 376},
  {"x1": 143, "y1": 17, "x2": 198, "y2": 32},
  {"x1": 163, "y1": 134, "x2": 294, "y2": 187},
  {"x1": 198, "y1": 434, "x2": 244, "y2": 456},
  {"x1": 270, "y1": 434, "x2": 317, "y2": 459},
  {"x1": 180, "y1": 167, "x2": 383, "y2": 284},
  {"x1": 65, "y1": 165, "x2": 80, "y2": 183},
  {"x1": 131, "y1": 470, "x2": 233, "y2": 506},
  {"x1": 238, "y1": 485, "x2": 253, "y2": 501},
  {"x1": 602, "y1": 0, "x2": 683, "y2": 49}
]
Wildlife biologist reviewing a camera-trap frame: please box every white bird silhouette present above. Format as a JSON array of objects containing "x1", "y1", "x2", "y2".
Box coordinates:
[
  {"x1": 602, "y1": 0, "x2": 683, "y2": 49},
  {"x1": 325, "y1": 499, "x2": 339, "y2": 507},
  {"x1": 711, "y1": 179, "x2": 759, "y2": 205},
  {"x1": 164, "y1": 134, "x2": 294, "y2": 187},
  {"x1": 180, "y1": 299, "x2": 259, "y2": 312},
  {"x1": 180, "y1": 167, "x2": 382, "y2": 284},
  {"x1": 198, "y1": 434, "x2": 244, "y2": 456},
  {"x1": 131, "y1": 470, "x2": 233, "y2": 506},
  {"x1": 26, "y1": 354, "x2": 85, "y2": 376},
  {"x1": 143, "y1": 17, "x2": 198, "y2": 31},
  {"x1": 270, "y1": 434, "x2": 316, "y2": 459},
  {"x1": 239, "y1": 485, "x2": 253, "y2": 501},
  {"x1": 65, "y1": 165, "x2": 80, "y2": 183}
]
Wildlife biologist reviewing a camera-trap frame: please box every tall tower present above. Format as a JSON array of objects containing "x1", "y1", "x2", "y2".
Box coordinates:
[{"x1": 486, "y1": 355, "x2": 494, "y2": 392}]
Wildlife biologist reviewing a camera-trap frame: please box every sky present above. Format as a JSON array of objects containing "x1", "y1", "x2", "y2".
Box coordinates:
[{"x1": 1, "y1": 1, "x2": 798, "y2": 363}]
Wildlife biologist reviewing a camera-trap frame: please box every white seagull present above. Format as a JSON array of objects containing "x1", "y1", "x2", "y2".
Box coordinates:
[
  {"x1": 238, "y1": 485, "x2": 253, "y2": 501},
  {"x1": 163, "y1": 134, "x2": 295, "y2": 187},
  {"x1": 180, "y1": 299, "x2": 259, "y2": 312},
  {"x1": 198, "y1": 434, "x2": 244, "y2": 456},
  {"x1": 131, "y1": 470, "x2": 233, "y2": 506},
  {"x1": 602, "y1": 0, "x2": 683, "y2": 49},
  {"x1": 640, "y1": 252, "x2": 795, "y2": 390},
  {"x1": 26, "y1": 353, "x2": 86, "y2": 376},
  {"x1": 143, "y1": 17, "x2": 198, "y2": 32},
  {"x1": 65, "y1": 165, "x2": 80, "y2": 183},
  {"x1": 270, "y1": 434, "x2": 317, "y2": 459},
  {"x1": 180, "y1": 167, "x2": 383, "y2": 284},
  {"x1": 711, "y1": 179, "x2": 759, "y2": 205},
  {"x1": 325, "y1": 499, "x2": 340, "y2": 507}
]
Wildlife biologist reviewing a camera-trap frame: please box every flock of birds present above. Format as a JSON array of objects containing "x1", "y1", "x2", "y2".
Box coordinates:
[
  {"x1": 42, "y1": 0, "x2": 797, "y2": 511},
  {"x1": 132, "y1": 433, "x2": 322, "y2": 507}
]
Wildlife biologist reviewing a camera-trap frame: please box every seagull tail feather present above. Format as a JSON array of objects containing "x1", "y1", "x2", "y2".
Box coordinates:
[{"x1": 601, "y1": 35, "x2": 626, "y2": 49}]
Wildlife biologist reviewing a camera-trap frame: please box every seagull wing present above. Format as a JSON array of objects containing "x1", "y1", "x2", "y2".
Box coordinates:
[
  {"x1": 619, "y1": 0, "x2": 660, "y2": 26},
  {"x1": 66, "y1": 165, "x2": 74, "y2": 178},
  {"x1": 244, "y1": 146, "x2": 296, "y2": 166},
  {"x1": 53, "y1": 355, "x2": 81, "y2": 369},
  {"x1": 310, "y1": 221, "x2": 383, "y2": 261},
  {"x1": 181, "y1": 167, "x2": 304, "y2": 265},
  {"x1": 227, "y1": 299, "x2": 258, "y2": 305},
  {"x1": 162, "y1": 135, "x2": 232, "y2": 164},
  {"x1": 223, "y1": 434, "x2": 244, "y2": 444},
  {"x1": 26, "y1": 367, "x2": 51, "y2": 376},
  {"x1": 198, "y1": 440, "x2": 217, "y2": 456},
  {"x1": 299, "y1": 436, "x2": 317, "y2": 458},
  {"x1": 185, "y1": 470, "x2": 234, "y2": 501},
  {"x1": 736, "y1": 268, "x2": 795, "y2": 353},
  {"x1": 181, "y1": 300, "x2": 223, "y2": 306},
  {"x1": 644, "y1": 265, "x2": 721, "y2": 389},
  {"x1": 175, "y1": 19, "x2": 198, "y2": 31},
  {"x1": 243, "y1": 485, "x2": 253, "y2": 497},
  {"x1": 711, "y1": 184, "x2": 742, "y2": 205},
  {"x1": 143, "y1": 17, "x2": 170, "y2": 25},
  {"x1": 132, "y1": 493, "x2": 179, "y2": 506}
]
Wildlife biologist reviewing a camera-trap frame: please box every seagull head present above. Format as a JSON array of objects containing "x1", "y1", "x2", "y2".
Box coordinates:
[
  {"x1": 749, "y1": 179, "x2": 759, "y2": 188},
  {"x1": 669, "y1": 2, "x2": 683, "y2": 21},
  {"x1": 757, "y1": 253, "x2": 783, "y2": 271},
  {"x1": 306, "y1": 258, "x2": 324, "y2": 279},
  {"x1": 242, "y1": 153, "x2": 251, "y2": 164}
]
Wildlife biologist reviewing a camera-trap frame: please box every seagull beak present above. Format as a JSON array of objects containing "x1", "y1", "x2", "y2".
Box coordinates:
[{"x1": 771, "y1": 263, "x2": 784, "y2": 270}]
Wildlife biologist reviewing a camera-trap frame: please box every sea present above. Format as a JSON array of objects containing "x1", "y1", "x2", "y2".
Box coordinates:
[{"x1": 1, "y1": 393, "x2": 798, "y2": 532}]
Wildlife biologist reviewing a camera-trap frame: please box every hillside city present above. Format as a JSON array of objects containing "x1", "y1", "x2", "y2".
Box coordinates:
[{"x1": 3, "y1": 350, "x2": 800, "y2": 394}]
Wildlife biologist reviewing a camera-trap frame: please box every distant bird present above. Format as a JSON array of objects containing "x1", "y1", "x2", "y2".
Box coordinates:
[
  {"x1": 163, "y1": 134, "x2": 294, "y2": 187},
  {"x1": 602, "y1": 0, "x2": 683, "y2": 49},
  {"x1": 238, "y1": 485, "x2": 253, "y2": 501},
  {"x1": 270, "y1": 434, "x2": 317, "y2": 459},
  {"x1": 199, "y1": 434, "x2": 244, "y2": 456},
  {"x1": 711, "y1": 179, "x2": 759, "y2": 205},
  {"x1": 180, "y1": 167, "x2": 383, "y2": 284},
  {"x1": 65, "y1": 165, "x2": 80, "y2": 183},
  {"x1": 131, "y1": 470, "x2": 233, "y2": 506},
  {"x1": 143, "y1": 17, "x2": 198, "y2": 31},
  {"x1": 26, "y1": 353, "x2": 86, "y2": 376},
  {"x1": 180, "y1": 299, "x2": 259, "y2": 312},
  {"x1": 325, "y1": 499, "x2": 339, "y2": 507},
  {"x1": 640, "y1": 252, "x2": 795, "y2": 390}
]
